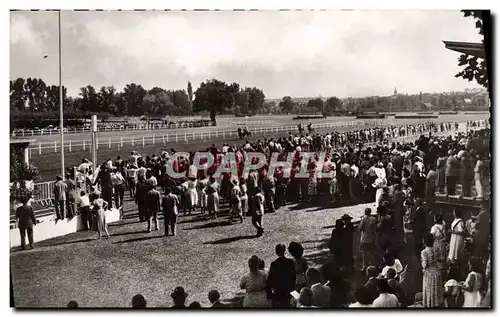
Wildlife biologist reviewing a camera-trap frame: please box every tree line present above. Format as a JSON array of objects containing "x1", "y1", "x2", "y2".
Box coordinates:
[{"x1": 10, "y1": 76, "x2": 489, "y2": 129}]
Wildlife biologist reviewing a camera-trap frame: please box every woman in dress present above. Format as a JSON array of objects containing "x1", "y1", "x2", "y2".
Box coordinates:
[
  {"x1": 288, "y1": 242, "x2": 308, "y2": 292},
  {"x1": 206, "y1": 185, "x2": 219, "y2": 220},
  {"x1": 459, "y1": 257, "x2": 483, "y2": 307},
  {"x1": 307, "y1": 158, "x2": 318, "y2": 202},
  {"x1": 430, "y1": 214, "x2": 447, "y2": 273},
  {"x1": 435, "y1": 156, "x2": 447, "y2": 194},
  {"x1": 421, "y1": 233, "x2": 443, "y2": 307},
  {"x1": 186, "y1": 179, "x2": 198, "y2": 215},
  {"x1": 240, "y1": 255, "x2": 269, "y2": 308},
  {"x1": 448, "y1": 209, "x2": 465, "y2": 262},
  {"x1": 92, "y1": 197, "x2": 111, "y2": 239},
  {"x1": 239, "y1": 177, "x2": 248, "y2": 218}
]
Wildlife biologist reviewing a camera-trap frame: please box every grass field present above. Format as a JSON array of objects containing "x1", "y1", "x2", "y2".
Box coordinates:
[
  {"x1": 29, "y1": 122, "x2": 366, "y2": 181},
  {"x1": 11, "y1": 196, "x2": 395, "y2": 308}
]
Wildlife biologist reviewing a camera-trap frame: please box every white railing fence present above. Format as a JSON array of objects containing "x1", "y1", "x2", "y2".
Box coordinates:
[{"x1": 27, "y1": 121, "x2": 366, "y2": 156}]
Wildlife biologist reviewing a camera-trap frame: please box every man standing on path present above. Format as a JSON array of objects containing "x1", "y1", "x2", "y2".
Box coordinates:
[
  {"x1": 53, "y1": 175, "x2": 67, "y2": 222},
  {"x1": 15, "y1": 196, "x2": 36, "y2": 250},
  {"x1": 162, "y1": 187, "x2": 180, "y2": 236},
  {"x1": 251, "y1": 189, "x2": 265, "y2": 237},
  {"x1": 267, "y1": 244, "x2": 296, "y2": 308},
  {"x1": 65, "y1": 173, "x2": 77, "y2": 219},
  {"x1": 359, "y1": 208, "x2": 377, "y2": 271},
  {"x1": 94, "y1": 164, "x2": 113, "y2": 209},
  {"x1": 145, "y1": 180, "x2": 161, "y2": 233}
]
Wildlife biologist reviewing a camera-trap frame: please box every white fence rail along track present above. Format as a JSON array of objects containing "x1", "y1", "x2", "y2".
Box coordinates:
[{"x1": 27, "y1": 121, "x2": 365, "y2": 156}]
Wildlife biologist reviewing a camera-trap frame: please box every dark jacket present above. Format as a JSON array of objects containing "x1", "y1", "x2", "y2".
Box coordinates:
[
  {"x1": 267, "y1": 256, "x2": 296, "y2": 300},
  {"x1": 16, "y1": 204, "x2": 36, "y2": 229}
]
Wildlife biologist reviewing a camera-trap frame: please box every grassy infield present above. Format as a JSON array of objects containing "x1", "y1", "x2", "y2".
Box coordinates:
[{"x1": 10, "y1": 196, "x2": 397, "y2": 308}]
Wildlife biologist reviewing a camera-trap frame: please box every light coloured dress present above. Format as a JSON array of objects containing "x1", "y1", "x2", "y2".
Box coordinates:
[
  {"x1": 448, "y1": 218, "x2": 465, "y2": 262},
  {"x1": 186, "y1": 180, "x2": 198, "y2": 208},
  {"x1": 421, "y1": 246, "x2": 443, "y2": 307},
  {"x1": 462, "y1": 271, "x2": 483, "y2": 307},
  {"x1": 240, "y1": 270, "x2": 269, "y2": 308},
  {"x1": 92, "y1": 198, "x2": 108, "y2": 233}
]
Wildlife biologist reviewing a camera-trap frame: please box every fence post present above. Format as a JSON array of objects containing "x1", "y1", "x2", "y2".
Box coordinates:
[
  {"x1": 184, "y1": 133, "x2": 187, "y2": 142},
  {"x1": 222, "y1": 130, "x2": 225, "y2": 139},
  {"x1": 109, "y1": 138, "x2": 111, "y2": 149},
  {"x1": 54, "y1": 141, "x2": 57, "y2": 153},
  {"x1": 153, "y1": 134, "x2": 155, "y2": 144},
  {"x1": 132, "y1": 136, "x2": 135, "y2": 147},
  {"x1": 176, "y1": 133, "x2": 178, "y2": 142},
  {"x1": 120, "y1": 137, "x2": 123, "y2": 148},
  {"x1": 192, "y1": 131, "x2": 195, "y2": 140},
  {"x1": 69, "y1": 140, "x2": 72, "y2": 152},
  {"x1": 38, "y1": 143, "x2": 41, "y2": 155},
  {"x1": 162, "y1": 135, "x2": 165, "y2": 145},
  {"x1": 96, "y1": 137, "x2": 99, "y2": 150},
  {"x1": 142, "y1": 136, "x2": 145, "y2": 148},
  {"x1": 83, "y1": 140, "x2": 86, "y2": 151},
  {"x1": 200, "y1": 132, "x2": 203, "y2": 140}
]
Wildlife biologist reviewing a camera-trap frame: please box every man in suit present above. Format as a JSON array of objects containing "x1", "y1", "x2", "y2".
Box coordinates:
[
  {"x1": 267, "y1": 244, "x2": 296, "y2": 308},
  {"x1": 53, "y1": 175, "x2": 67, "y2": 222},
  {"x1": 15, "y1": 197, "x2": 36, "y2": 250},
  {"x1": 445, "y1": 150, "x2": 459, "y2": 195},
  {"x1": 145, "y1": 180, "x2": 161, "y2": 232},
  {"x1": 162, "y1": 187, "x2": 180, "y2": 236}
]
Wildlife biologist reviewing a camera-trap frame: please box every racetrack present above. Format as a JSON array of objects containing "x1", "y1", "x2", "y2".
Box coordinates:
[{"x1": 28, "y1": 113, "x2": 489, "y2": 182}]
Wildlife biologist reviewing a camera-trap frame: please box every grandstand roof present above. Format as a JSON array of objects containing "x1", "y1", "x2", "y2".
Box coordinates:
[{"x1": 443, "y1": 41, "x2": 485, "y2": 59}]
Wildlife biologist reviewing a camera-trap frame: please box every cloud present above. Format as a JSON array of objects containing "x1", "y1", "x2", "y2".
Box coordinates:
[{"x1": 10, "y1": 10, "x2": 484, "y2": 98}]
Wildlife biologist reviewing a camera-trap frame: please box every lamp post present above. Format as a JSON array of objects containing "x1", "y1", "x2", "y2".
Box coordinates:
[{"x1": 58, "y1": 10, "x2": 65, "y2": 180}]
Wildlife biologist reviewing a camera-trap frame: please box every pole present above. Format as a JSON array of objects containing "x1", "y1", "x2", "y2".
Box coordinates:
[
  {"x1": 91, "y1": 115, "x2": 97, "y2": 182},
  {"x1": 58, "y1": 10, "x2": 65, "y2": 180}
]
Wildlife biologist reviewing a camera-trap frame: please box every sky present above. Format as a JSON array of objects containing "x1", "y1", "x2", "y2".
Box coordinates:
[{"x1": 10, "y1": 10, "x2": 485, "y2": 99}]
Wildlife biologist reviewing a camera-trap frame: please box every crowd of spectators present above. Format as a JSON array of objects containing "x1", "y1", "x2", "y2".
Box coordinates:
[{"x1": 17, "y1": 118, "x2": 490, "y2": 308}]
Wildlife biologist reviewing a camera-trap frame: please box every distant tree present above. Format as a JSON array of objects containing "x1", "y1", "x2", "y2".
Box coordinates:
[
  {"x1": 193, "y1": 79, "x2": 240, "y2": 125},
  {"x1": 279, "y1": 96, "x2": 295, "y2": 113},
  {"x1": 97, "y1": 86, "x2": 117, "y2": 114},
  {"x1": 10, "y1": 78, "x2": 27, "y2": 112},
  {"x1": 79, "y1": 85, "x2": 99, "y2": 113},
  {"x1": 324, "y1": 96, "x2": 342, "y2": 115},
  {"x1": 187, "y1": 81, "x2": 193, "y2": 107},
  {"x1": 123, "y1": 83, "x2": 147, "y2": 116},
  {"x1": 24, "y1": 77, "x2": 47, "y2": 112},
  {"x1": 169, "y1": 89, "x2": 191, "y2": 115},
  {"x1": 143, "y1": 88, "x2": 174, "y2": 115},
  {"x1": 235, "y1": 90, "x2": 250, "y2": 114},
  {"x1": 307, "y1": 98, "x2": 324, "y2": 112},
  {"x1": 455, "y1": 10, "x2": 488, "y2": 89},
  {"x1": 246, "y1": 87, "x2": 266, "y2": 114},
  {"x1": 45, "y1": 85, "x2": 68, "y2": 112}
]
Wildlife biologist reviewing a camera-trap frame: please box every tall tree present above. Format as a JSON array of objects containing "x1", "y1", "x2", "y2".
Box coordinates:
[
  {"x1": 143, "y1": 88, "x2": 174, "y2": 115},
  {"x1": 123, "y1": 83, "x2": 147, "y2": 116},
  {"x1": 307, "y1": 98, "x2": 324, "y2": 112},
  {"x1": 455, "y1": 10, "x2": 488, "y2": 89},
  {"x1": 193, "y1": 79, "x2": 240, "y2": 125},
  {"x1": 187, "y1": 81, "x2": 193, "y2": 109},
  {"x1": 97, "y1": 86, "x2": 117, "y2": 114},
  {"x1": 24, "y1": 77, "x2": 47, "y2": 112},
  {"x1": 235, "y1": 90, "x2": 250, "y2": 114},
  {"x1": 45, "y1": 85, "x2": 68, "y2": 112},
  {"x1": 10, "y1": 78, "x2": 26, "y2": 112},
  {"x1": 169, "y1": 90, "x2": 191, "y2": 115},
  {"x1": 79, "y1": 85, "x2": 99, "y2": 113},
  {"x1": 279, "y1": 96, "x2": 295, "y2": 113},
  {"x1": 246, "y1": 87, "x2": 266, "y2": 114},
  {"x1": 324, "y1": 96, "x2": 342, "y2": 115}
]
